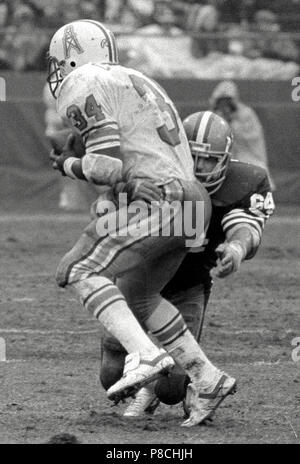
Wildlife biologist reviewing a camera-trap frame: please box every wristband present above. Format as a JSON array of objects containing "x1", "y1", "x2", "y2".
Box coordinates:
[{"x1": 63, "y1": 157, "x2": 78, "y2": 179}]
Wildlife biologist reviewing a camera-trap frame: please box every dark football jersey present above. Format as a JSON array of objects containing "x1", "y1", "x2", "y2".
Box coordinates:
[{"x1": 162, "y1": 160, "x2": 275, "y2": 294}]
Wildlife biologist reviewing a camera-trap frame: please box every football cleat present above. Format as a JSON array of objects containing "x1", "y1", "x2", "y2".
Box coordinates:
[
  {"x1": 107, "y1": 349, "x2": 174, "y2": 403},
  {"x1": 181, "y1": 371, "x2": 237, "y2": 427},
  {"x1": 123, "y1": 386, "x2": 160, "y2": 417}
]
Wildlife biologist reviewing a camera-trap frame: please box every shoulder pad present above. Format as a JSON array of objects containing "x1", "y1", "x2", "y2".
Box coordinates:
[{"x1": 211, "y1": 160, "x2": 271, "y2": 208}]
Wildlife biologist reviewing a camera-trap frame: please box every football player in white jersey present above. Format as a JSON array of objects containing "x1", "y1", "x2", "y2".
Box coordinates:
[{"x1": 48, "y1": 20, "x2": 236, "y2": 426}]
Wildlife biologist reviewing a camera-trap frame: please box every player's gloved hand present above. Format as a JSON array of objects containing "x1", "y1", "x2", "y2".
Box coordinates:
[
  {"x1": 113, "y1": 180, "x2": 162, "y2": 204},
  {"x1": 212, "y1": 241, "x2": 246, "y2": 278},
  {"x1": 50, "y1": 133, "x2": 83, "y2": 175},
  {"x1": 49, "y1": 148, "x2": 66, "y2": 175}
]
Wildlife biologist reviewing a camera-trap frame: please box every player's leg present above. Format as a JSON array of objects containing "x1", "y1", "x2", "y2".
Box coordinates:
[
  {"x1": 114, "y1": 247, "x2": 188, "y2": 416},
  {"x1": 99, "y1": 182, "x2": 209, "y2": 404},
  {"x1": 71, "y1": 275, "x2": 174, "y2": 402},
  {"x1": 100, "y1": 328, "x2": 126, "y2": 390},
  {"x1": 113, "y1": 182, "x2": 235, "y2": 422},
  {"x1": 144, "y1": 290, "x2": 236, "y2": 427},
  {"x1": 55, "y1": 213, "x2": 175, "y2": 401},
  {"x1": 165, "y1": 282, "x2": 212, "y2": 342},
  {"x1": 145, "y1": 299, "x2": 236, "y2": 426},
  {"x1": 100, "y1": 328, "x2": 161, "y2": 417},
  {"x1": 116, "y1": 243, "x2": 233, "y2": 425},
  {"x1": 56, "y1": 187, "x2": 209, "y2": 399},
  {"x1": 98, "y1": 284, "x2": 211, "y2": 393},
  {"x1": 120, "y1": 283, "x2": 211, "y2": 416},
  {"x1": 154, "y1": 282, "x2": 212, "y2": 405},
  {"x1": 121, "y1": 189, "x2": 225, "y2": 401},
  {"x1": 57, "y1": 179, "x2": 217, "y2": 408},
  {"x1": 105, "y1": 277, "x2": 234, "y2": 424}
]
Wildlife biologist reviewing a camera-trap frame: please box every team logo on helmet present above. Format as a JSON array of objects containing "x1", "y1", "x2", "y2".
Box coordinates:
[
  {"x1": 63, "y1": 25, "x2": 84, "y2": 59},
  {"x1": 101, "y1": 38, "x2": 109, "y2": 49}
]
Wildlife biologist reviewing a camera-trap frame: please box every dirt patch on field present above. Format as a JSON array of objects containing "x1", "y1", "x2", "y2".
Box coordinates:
[{"x1": 0, "y1": 214, "x2": 299, "y2": 444}]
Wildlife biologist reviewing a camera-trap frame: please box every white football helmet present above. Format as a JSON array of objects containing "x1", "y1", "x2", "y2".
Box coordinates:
[{"x1": 47, "y1": 20, "x2": 119, "y2": 98}]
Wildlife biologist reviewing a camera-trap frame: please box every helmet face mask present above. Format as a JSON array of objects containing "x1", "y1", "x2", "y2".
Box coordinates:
[
  {"x1": 191, "y1": 142, "x2": 231, "y2": 195},
  {"x1": 183, "y1": 112, "x2": 233, "y2": 195},
  {"x1": 47, "y1": 20, "x2": 119, "y2": 99},
  {"x1": 47, "y1": 56, "x2": 64, "y2": 99}
]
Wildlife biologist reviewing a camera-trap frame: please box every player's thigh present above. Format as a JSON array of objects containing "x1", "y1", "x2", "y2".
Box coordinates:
[
  {"x1": 55, "y1": 218, "x2": 105, "y2": 287},
  {"x1": 55, "y1": 209, "x2": 153, "y2": 287},
  {"x1": 56, "y1": 201, "x2": 189, "y2": 287},
  {"x1": 117, "y1": 246, "x2": 187, "y2": 323}
]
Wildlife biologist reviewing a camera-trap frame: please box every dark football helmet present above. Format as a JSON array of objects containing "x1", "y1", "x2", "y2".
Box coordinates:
[{"x1": 183, "y1": 111, "x2": 233, "y2": 194}]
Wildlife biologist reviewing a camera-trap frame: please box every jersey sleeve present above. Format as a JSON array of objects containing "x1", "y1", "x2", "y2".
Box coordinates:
[
  {"x1": 221, "y1": 172, "x2": 275, "y2": 255},
  {"x1": 57, "y1": 66, "x2": 122, "y2": 185}
]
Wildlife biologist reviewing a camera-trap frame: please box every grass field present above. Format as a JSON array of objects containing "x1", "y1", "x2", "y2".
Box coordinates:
[{"x1": 0, "y1": 212, "x2": 299, "y2": 444}]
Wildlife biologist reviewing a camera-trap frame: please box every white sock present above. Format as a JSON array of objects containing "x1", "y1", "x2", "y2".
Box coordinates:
[
  {"x1": 146, "y1": 298, "x2": 217, "y2": 384},
  {"x1": 72, "y1": 276, "x2": 158, "y2": 355}
]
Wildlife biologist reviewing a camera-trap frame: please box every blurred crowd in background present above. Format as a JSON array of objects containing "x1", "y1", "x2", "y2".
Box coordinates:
[{"x1": 0, "y1": 0, "x2": 299, "y2": 78}]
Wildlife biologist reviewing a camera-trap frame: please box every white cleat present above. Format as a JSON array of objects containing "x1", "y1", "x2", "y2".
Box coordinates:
[
  {"x1": 123, "y1": 386, "x2": 160, "y2": 417},
  {"x1": 181, "y1": 372, "x2": 237, "y2": 427},
  {"x1": 107, "y1": 349, "x2": 174, "y2": 403}
]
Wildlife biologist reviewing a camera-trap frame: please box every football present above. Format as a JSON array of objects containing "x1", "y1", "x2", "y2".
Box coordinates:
[{"x1": 154, "y1": 365, "x2": 190, "y2": 405}]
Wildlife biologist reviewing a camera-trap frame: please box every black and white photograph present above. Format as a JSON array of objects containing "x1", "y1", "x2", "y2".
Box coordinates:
[{"x1": 0, "y1": 0, "x2": 299, "y2": 447}]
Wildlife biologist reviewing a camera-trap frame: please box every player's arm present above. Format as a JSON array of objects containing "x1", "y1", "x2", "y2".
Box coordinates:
[
  {"x1": 213, "y1": 226, "x2": 259, "y2": 278},
  {"x1": 50, "y1": 131, "x2": 86, "y2": 178},
  {"x1": 54, "y1": 119, "x2": 123, "y2": 185},
  {"x1": 53, "y1": 75, "x2": 166, "y2": 201},
  {"x1": 54, "y1": 77, "x2": 123, "y2": 185},
  {"x1": 213, "y1": 185, "x2": 275, "y2": 278}
]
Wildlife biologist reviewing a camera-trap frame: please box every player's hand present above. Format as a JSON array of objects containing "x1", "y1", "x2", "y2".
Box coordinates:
[
  {"x1": 49, "y1": 134, "x2": 82, "y2": 175},
  {"x1": 114, "y1": 180, "x2": 162, "y2": 204},
  {"x1": 61, "y1": 132, "x2": 85, "y2": 158},
  {"x1": 212, "y1": 241, "x2": 246, "y2": 278},
  {"x1": 49, "y1": 148, "x2": 65, "y2": 174}
]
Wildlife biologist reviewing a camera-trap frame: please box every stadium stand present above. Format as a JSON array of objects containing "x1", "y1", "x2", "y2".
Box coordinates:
[{"x1": 0, "y1": 0, "x2": 299, "y2": 210}]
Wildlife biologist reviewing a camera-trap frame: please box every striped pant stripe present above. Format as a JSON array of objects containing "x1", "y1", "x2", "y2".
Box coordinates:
[
  {"x1": 83, "y1": 286, "x2": 124, "y2": 316},
  {"x1": 67, "y1": 202, "x2": 177, "y2": 284},
  {"x1": 82, "y1": 283, "x2": 113, "y2": 307},
  {"x1": 162, "y1": 327, "x2": 188, "y2": 347},
  {"x1": 91, "y1": 203, "x2": 178, "y2": 275},
  {"x1": 94, "y1": 296, "x2": 126, "y2": 320},
  {"x1": 151, "y1": 314, "x2": 187, "y2": 346},
  {"x1": 64, "y1": 233, "x2": 109, "y2": 286},
  {"x1": 151, "y1": 313, "x2": 182, "y2": 336}
]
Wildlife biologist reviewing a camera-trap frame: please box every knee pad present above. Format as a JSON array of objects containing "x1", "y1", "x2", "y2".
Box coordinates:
[{"x1": 154, "y1": 364, "x2": 190, "y2": 405}]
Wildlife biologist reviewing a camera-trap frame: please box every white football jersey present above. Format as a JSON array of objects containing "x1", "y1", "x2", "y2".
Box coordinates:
[{"x1": 57, "y1": 63, "x2": 195, "y2": 184}]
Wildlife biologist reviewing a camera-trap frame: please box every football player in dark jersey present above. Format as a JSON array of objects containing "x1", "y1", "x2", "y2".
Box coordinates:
[{"x1": 99, "y1": 111, "x2": 275, "y2": 421}]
